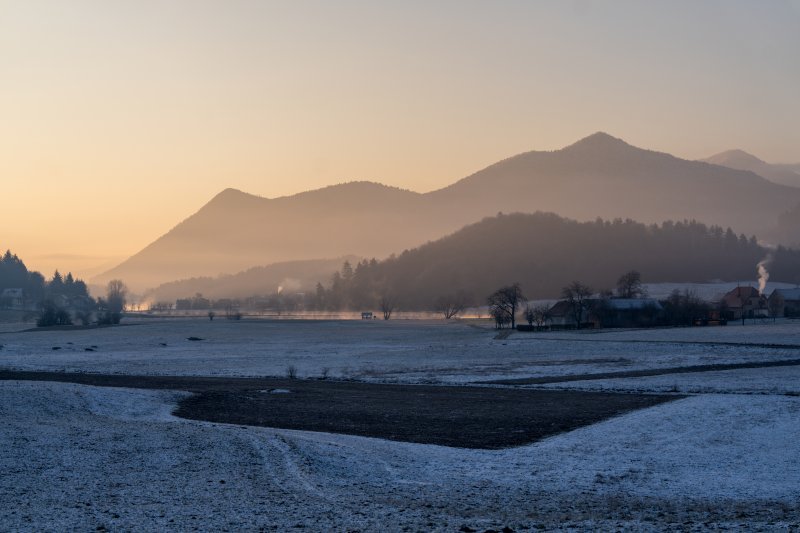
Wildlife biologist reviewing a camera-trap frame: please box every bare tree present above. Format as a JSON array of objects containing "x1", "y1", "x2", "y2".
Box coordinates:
[
  {"x1": 434, "y1": 291, "x2": 469, "y2": 319},
  {"x1": 616, "y1": 270, "x2": 647, "y2": 299},
  {"x1": 101, "y1": 279, "x2": 128, "y2": 325},
  {"x1": 664, "y1": 289, "x2": 710, "y2": 326},
  {"x1": 379, "y1": 293, "x2": 396, "y2": 320},
  {"x1": 562, "y1": 281, "x2": 593, "y2": 329},
  {"x1": 523, "y1": 303, "x2": 551, "y2": 329},
  {"x1": 524, "y1": 305, "x2": 535, "y2": 326},
  {"x1": 490, "y1": 305, "x2": 510, "y2": 329},
  {"x1": 768, "y1": 294, "x2": 783, "y2": 321},
  {"x1": 532, "y1": 304, "x2": 552, "y2": 328},
  {"x1": 487, "y1": 283, "x2": 525, "y2": 330}
]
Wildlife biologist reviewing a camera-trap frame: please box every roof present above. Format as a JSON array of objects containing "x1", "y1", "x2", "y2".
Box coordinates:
[
  {"x1": 0, "y1": 288, "x2": 23, "y2": 298},
  {"x1": 724, "y1": 286, "x2": 760, "y2": 299},
  {"x1": 770, "y1": 288, "x2": 800, "y2": 301},
  {"x1": 548, "y1": 298, "x2": 663, "y2": 315},
  {"x1": 548, "y1": 300, "x2": 572, "y2": 316},
  {"x1": 604, "y1": 298, "x2": 663, "y2": 311}
]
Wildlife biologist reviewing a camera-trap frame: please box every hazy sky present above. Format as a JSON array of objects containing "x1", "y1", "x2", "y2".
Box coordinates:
[{"x1": 2, "y1": 0, "x2": 799, "y2": 277}]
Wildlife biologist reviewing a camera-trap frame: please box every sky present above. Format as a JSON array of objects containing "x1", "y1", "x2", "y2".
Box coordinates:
[{"x1": 2, "y1": 0, "x2": 799, "y2": 278}]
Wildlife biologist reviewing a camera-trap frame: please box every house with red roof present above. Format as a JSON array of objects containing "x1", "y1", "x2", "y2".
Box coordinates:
[{"x1": 721, "y1": 286, "x2": 767, "y2": 320}]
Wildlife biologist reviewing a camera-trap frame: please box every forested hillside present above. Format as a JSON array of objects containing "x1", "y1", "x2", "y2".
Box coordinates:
[{"x1": 311, "y1": 213, "x2": 800, "y2": 310}]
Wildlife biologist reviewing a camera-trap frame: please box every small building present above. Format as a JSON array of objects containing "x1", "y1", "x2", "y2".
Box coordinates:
[
  {"x1": 768, "y1": 288, "x2": 800, "y2": 318},
  {"x1": 547, "y1": 300, "x2": 591, "y2": 329},
  {"x1": 548, "y1": 297, "x2": 663, "y2": 329},
  {"x1": 596, "y1": 298, "x2": 664, "y2": 328},
  {"x1": 547, "y1": 300, "x2": 572, "y2": 328},
  {"x1": 721, "y1": 286, "x2": 768, "y2": 320},
  {"x1": 0, "y1": 288, "x2": 24, "y2": 310}
]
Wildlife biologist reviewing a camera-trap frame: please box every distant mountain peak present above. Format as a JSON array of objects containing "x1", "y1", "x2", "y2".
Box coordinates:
[
  {"x1": 284, "y1": 180, "x2": 421, "y2": 203},
  {"x1": 315, "y1": 180, "x2": 411, "y2": 193},
  {"x1": 561, "y1": 131, "x2": 632, "y2": 152},
  {"x1": 725, "y1": 148, "x2": 760, "y2": 159},
  {"x1": 703, "y1": 149, "x2": 766, "y2": 166},
  {"x1": 212, "y1": 187, "x2": 249, "y2": 200},
  {"x1": 201, "y1": 187, "x2": 263, "y2": 211},
  {"x1": 700, "y1": 149, "x2": 800, "y2": 188},
  {"x1": 582, "y1": 131, "x2": 624, "y2": 142}
]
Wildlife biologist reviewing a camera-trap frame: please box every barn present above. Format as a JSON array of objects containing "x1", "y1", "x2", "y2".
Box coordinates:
[{"x1": 768, "y1": 288, "x2": 800, "y2": 318}]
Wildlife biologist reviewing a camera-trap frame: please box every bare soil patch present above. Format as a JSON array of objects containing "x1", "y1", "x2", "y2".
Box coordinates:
[{"x1": 0, "y1": 370, "x2": 678, "y2": 449}]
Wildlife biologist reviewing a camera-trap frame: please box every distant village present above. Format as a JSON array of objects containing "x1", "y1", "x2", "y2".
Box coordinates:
[
  {"x1": 520, "y1": 284, "x2": 800, "y2": 331},
  {"x1": 484, "y1": 271, "x2": 799, "y2": 331}
]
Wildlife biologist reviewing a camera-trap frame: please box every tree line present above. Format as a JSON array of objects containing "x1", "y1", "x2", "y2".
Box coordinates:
[
  {"x1": 486, "y1": 271, "x2": 713, "y2": 329},
  {"x1": 0, "y1": 250, "x2": 127, "y2": 326},
  {"x1": 303, "y1": 213, "x2": 800, "y2": 314},
  {"x1": 160, "y1": 212, "x2": 800, "y2": 318}
]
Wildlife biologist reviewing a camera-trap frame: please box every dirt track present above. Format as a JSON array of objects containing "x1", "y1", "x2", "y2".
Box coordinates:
[{"x1": 0, "y1": 370, "x2": 678, "y2": 449}]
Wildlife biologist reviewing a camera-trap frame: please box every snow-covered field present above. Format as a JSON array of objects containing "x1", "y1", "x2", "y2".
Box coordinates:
[
  {"x1": 1, "y1": 381, "x2": 797, "y2": 530},
  {"x1": 534, "y1": 365, "x2": 800, "y2": 395},
  {"x1": 1, "y1": 318, "x2": 799, "y2": 382},
  {"x1": 2, "y1": 318, "x2": 800, "y2": 529}
]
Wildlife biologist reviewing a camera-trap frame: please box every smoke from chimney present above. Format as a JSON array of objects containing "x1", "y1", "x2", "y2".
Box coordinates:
[{"x1": 757, "y1": 254, "x2": 773, "y2": 295}]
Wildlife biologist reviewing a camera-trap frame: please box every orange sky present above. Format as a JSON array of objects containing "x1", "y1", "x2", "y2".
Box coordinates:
[{"x1": 2, "y1": 1, "x2": 799, "y2": 278}]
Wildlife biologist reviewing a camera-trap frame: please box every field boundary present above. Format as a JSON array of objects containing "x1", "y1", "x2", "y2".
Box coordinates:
[{"x1": 481, "y1": 358, "x2": 800, "y2": 385}]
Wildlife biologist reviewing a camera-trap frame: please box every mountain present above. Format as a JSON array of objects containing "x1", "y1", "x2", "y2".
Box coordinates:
[
  {"x1": 701, "y1": 149, "x2": 800, "y2": 188},
  {"x1": 97, "y1": 132, "x2": 800, "y2": 290},
  {"x1": 144, "y1": 256, "x2": 357, "y2": 303},
  {"x1": 98, "y1": 182, "x2": 442, "y2": 290},
  {"x1": 429, "y1": 133, "x2": 800, "y2": 233}
]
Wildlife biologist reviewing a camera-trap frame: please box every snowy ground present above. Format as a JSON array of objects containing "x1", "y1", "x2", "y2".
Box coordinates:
[
  {"x1": 1, "y1": 381, "x2": 798, "y2": 531},
  {"x1": 1, "y1": 318, "x2": 799, "y2": 383},
  {"x1": 2, "y1": 318, "x2": 800, "y2": 530},
  {"x1": 533, "y1": 365, "x2": 800, "y2": 395}
]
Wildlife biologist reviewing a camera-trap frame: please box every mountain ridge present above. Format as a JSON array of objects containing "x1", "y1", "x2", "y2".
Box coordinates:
[
  {"x1": 144, "y1": 256, "x2": 359, "y2": 302},
  {"x1": 700, "y1": 149, "x2": 800, "y2": 188},
  {"x1": 96, "y1": 133, "x2": 800, "y2": 290}
]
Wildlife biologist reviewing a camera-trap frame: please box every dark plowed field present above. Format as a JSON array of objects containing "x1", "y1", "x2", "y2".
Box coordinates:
[{"x1": 0, "y1": 370, "x2": 680, "y2": 449}]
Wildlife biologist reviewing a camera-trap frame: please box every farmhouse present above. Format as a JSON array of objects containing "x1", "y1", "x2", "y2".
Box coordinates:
[
  {"x1": 596, "y1": 298, "x2": 663, "y2": 328},
  {"x1": 0, "y1": 288, "x2": 24, "y2": 310},
  {"x1": 548, "y1": 300, "x2": 585, "y2": 329},
  {"x1": 721, "y1": 286, "x2": 767, "y2": 320},
  {"x1": 768, "y1": 288, "x2": 800, "y2": 318},
  {"x1": 548, "y1": 298, "x2": 662, "y2": 329}
]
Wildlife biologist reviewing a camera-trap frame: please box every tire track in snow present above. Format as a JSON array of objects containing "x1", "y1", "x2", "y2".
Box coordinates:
[{"x1": 242, "y1": 431, "x2": 335, "y2": 505}]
